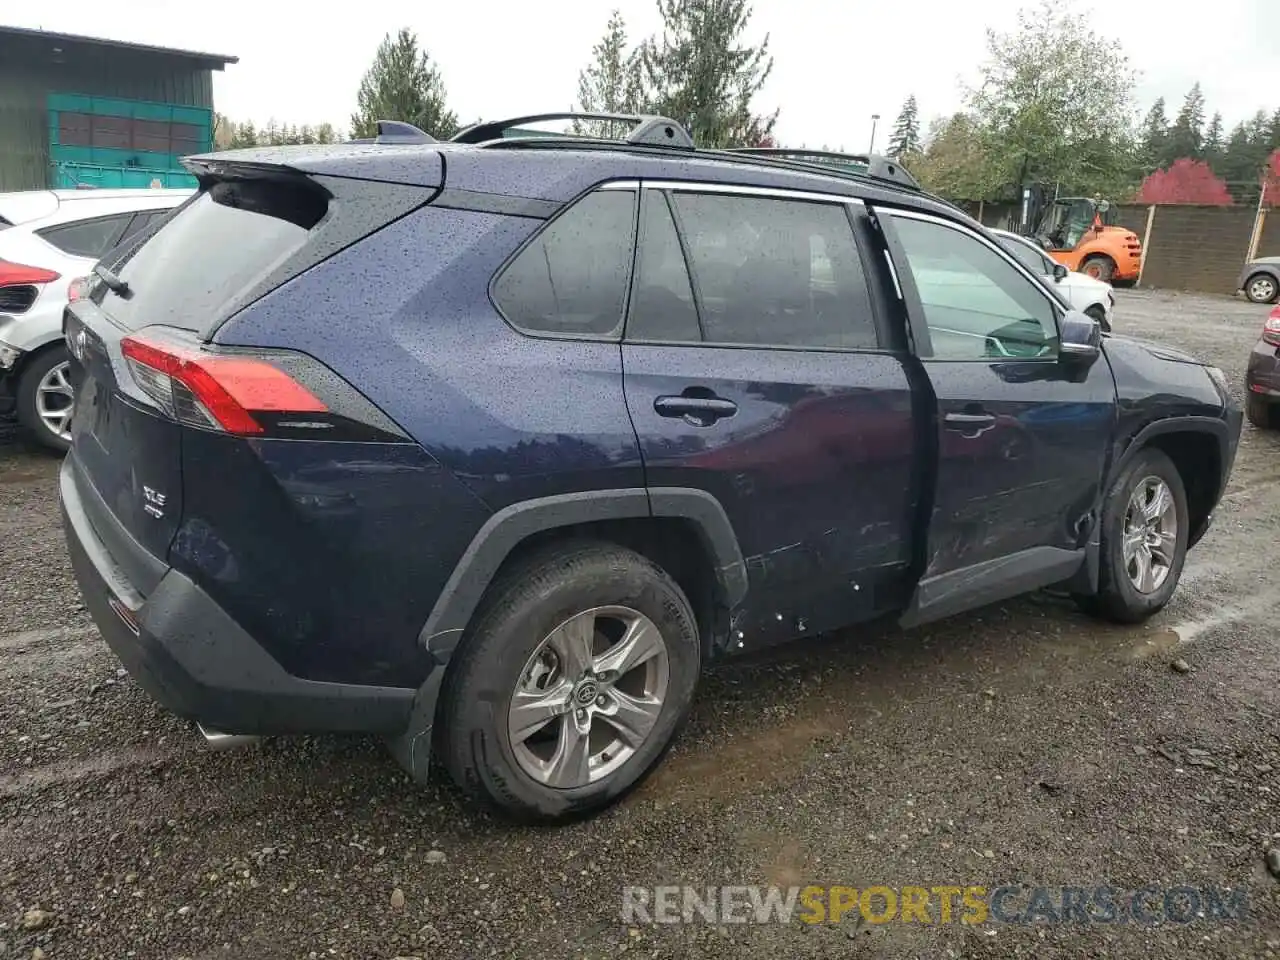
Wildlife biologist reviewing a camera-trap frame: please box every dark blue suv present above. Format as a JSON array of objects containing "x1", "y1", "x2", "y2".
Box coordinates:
[{"x1": 59, "y1": 113, "x2": 1242, "y2": 822}]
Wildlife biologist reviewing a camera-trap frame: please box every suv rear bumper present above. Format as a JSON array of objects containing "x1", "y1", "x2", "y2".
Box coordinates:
[{"x1": 59, "y1": 455, "x2": 416, "y2": 736}]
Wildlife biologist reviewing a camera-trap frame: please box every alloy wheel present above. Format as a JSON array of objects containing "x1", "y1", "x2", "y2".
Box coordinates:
[
  {"x1": 35, "y1": 360, "x2": 74, "y2": 443},
  {"x1": 1248, "y1": 276, "x2": 1277, "y2": 303},
  {"x1": 1122, "y1": 476, "x2": 1178, "y2": 594},
  {"x1": 507, "y1": 605, "x2": 670, "y2": 789}
]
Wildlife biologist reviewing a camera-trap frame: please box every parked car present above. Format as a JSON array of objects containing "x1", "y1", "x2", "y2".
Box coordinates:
[
  {"x1": 59, "y1": 115, "x2": 1242, "y2": 824},
  {"x1": 992, "y1": 228, "x2": 1115, "y2": 331},
  {"x1": 1245, "y1": 305, "x2": 1280, "y2": 427},
  {"x1": 1238, "y1": 257, "x2": 1280, "y2": 304},
  {"x1": 0, "y1": 187, "x2": 192, "y2": 451}
]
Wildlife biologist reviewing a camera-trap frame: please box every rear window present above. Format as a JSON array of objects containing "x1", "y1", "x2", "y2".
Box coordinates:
[
  {"x1": 37, "y1": 213, "x2": 132, "y2": 258},
  {"x1": 95, "y1": 178, "x2": 327, "y2": 332}
]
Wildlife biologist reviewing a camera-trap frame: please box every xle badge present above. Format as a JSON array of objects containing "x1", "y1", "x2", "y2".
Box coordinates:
[{"x1": 142, "y1": 485, "x2": 167, "y2": 519}]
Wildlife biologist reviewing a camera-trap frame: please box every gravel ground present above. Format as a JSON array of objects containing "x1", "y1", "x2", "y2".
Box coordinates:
[{"x1": 2, "y1": 289, "x2": 1280, "y2": 959}]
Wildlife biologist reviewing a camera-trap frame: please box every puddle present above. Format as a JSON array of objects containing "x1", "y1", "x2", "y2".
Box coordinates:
[{"x1": 636, "y1": 711, "x2": 839, "y2": 804}]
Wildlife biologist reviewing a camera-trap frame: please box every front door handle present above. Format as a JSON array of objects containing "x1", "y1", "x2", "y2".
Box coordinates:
[
  {"x1": 943, "y1": 410, "x2": 997, "y2": 438},
  {"x1": 654, "y1": 393, "x2": 738, "y2": 427},
  {"x1": 943, "y1": 412, "x2": 997, "y2": 427}
]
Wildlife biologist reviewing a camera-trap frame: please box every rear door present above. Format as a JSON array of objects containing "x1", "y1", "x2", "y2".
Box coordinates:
[
  {"x1": 63, "y1": 175, "x2": 338, "y2": 590},
  {"x1": 622, "y1": 182, "x2": 921, "y2": 645},
  {"x1": 875, "y1": 208, "x2": 1116, "y2": 622}
]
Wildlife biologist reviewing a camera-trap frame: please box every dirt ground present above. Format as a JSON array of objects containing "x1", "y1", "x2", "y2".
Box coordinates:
[{"x1": 2, "y1": 289, "x2": 1279, "y2": 960}]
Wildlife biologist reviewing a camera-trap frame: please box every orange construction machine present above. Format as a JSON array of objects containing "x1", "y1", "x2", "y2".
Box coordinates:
[{"x1": 1020, "y1": 191, "x2": 1143, "y2": 284}]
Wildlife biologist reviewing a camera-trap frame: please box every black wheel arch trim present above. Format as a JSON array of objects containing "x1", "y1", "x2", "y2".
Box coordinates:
[
  {"x1": 418, "y1": 486, "x2": 748, "y2": 659},
  {"x1": 1106, "y1": 415, "x2": 1238, "y2": 548}
]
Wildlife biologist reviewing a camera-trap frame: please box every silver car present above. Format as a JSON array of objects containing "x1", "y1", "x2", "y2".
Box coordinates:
[{"x1": 1239, "y1": 257, "x2": 1280, "y2": 305}]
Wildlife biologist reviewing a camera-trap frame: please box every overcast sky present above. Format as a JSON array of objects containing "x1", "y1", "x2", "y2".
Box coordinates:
[{"x1": 9, "y1": 0, "x2": 1277, "y2": 147}]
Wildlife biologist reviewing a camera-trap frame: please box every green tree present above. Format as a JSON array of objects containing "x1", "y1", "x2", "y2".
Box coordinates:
[
  {"x1": 888, "y1": 95, "x2": 922, "y2": 159},
  {"x1": 1164, "y1": 82, "x2": 1205, "y2": 163},
  {"x1": 314, "y1": 122, "x2": 339, "y2": 144},
  {"x1": 635, "y1": 0, "x2": 777, "y2": 148},
  {"x1": 911, "y1": 113, "x2": 1004, "y2": 200},
  {"x1": 1203, "y1": 111, "x2": 1225, "y2": 169},
  {"x1": 574, "y1": 10, "x2": 644, "y2": 137},
  {"x1": 230, "y1": 121, "x2": 259, "y2": 148},
  {"x1": 968, "y1": 0, "x2": 1138, "y2": 198},
  {"x1": 1139, "y1": 98, "x2": 1168, "y2": 173},
  {"x1": 351, "y1": 28, "x2": 459, "y2": 140}
]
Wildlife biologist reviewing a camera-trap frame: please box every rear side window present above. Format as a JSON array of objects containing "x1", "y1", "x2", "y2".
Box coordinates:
[
  {"x1": 669, "y1": 192, "x2": 877, "y2": 350},
  {"x1": 37, "y1": 213, "x2": 132, "y2": 258},
  {"x1": 492, "y1": 190, "x2": 636, "y2": 338},
  {"x1": 94, "y1": 179, "x2": 327, "y2": 332},
  {"x1": 627, "y1": 192, "x2": 700, "y2": 342}
]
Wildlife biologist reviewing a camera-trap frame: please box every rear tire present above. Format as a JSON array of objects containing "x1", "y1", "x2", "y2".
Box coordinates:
[
  {"x1": 1245, "y1": 272, "x2": 1279, "y2": 304},
  {"x1": 15, "y1": 345, "x2": 73, "y2": 454},
  {"x1": 1247, "y1": 394, "x2": 1275, "y2": 429},
  {"x1": 1076, "y1": 448, "x2": 1188, "y2": 624},
  {"x1": 1080, "y1": 256, "x2": 1115, "y2": 283},
  {"x1": 432, "y1": 541, "x2": 700, "y2": 823}
]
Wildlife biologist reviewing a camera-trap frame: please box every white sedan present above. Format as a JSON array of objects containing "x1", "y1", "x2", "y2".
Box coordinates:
[
  {"x1": 991, "y1": 228, "x2": 1115, "y2": 332},
  {"x1": 0, "y1": 187, "x2": 192, "y2": 450}
]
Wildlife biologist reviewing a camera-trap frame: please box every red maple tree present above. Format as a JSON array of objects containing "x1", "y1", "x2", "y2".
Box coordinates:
[{"x1": 1137, "y1": 158, "x2": 1234, "y2": 205}]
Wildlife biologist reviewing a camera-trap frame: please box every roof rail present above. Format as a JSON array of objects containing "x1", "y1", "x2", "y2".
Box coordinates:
[
  {"x1": 452, "y1": 112, "x2": 694, "y2": 149},
  {"x1": 347, "y1": 120, "x2": 437, "y2": 145},
  {"x1": 724, "y1": 148, "x2": 921, "y2": 191}
]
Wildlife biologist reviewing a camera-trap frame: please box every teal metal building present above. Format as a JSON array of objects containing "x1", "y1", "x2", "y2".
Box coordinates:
[{"x1": 0, "y1": 26, "x2": 237, "y2": 191}]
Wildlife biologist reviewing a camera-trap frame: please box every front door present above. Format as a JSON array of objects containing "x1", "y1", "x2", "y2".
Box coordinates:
[
  {"x1": 877, "y1": 208, "x2": 1116, "y2": 622},
  {"x1": 621, "y1": 184, "x2": 921, "y2": 646}
]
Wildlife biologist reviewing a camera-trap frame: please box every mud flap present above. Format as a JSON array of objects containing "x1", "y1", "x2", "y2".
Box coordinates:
[{"x1": 386, "y1": 667, "x2": 446, "y2": 786}]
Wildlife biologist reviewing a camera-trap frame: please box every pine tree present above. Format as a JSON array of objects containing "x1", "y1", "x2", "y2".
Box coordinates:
[
  {"x1": 1203, "y1": 111, "x2": 1225, "y2": 169},
  {"x1": 1139, "y1": 98, "x2": 1168, "y2": 173},
  {"x1": 574, "y1": 10, "x2": 643, "y2": 137},
  {"x1": 1165, "y1": 82, "x2": 1205, "y2": 163},
  {"x1": 887, "y1": 95, "x2": 922, "y2": 158},
  {"x1": 350, "y1": 28, "x2": 458, "y2": 140},
  {"x1": 636, "y1": 0, "x2": 777, "y2": 148}
]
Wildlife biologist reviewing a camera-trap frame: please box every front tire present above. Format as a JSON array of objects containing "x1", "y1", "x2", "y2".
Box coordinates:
[
  {"x1": 15, "y1": 345, "x2": 73, "y2": 454},
  {"x1": 1245, "y1": 273, "x2": 1279, "y2": 304},
  {"x1": 1080, "y1": 256, "x2": 1115, "y2": 283},
  {"x1": 433, "y1": 541, "x2": 700, "y2": 823},
  {"x1": 1077, "y1": 448, "x2": 1188, "y2": 624}
]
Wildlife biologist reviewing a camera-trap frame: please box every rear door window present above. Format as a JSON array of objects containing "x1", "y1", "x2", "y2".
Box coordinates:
[
  {"x1": 36, "y1": 213, "x2": 133, "y2": 258},
  {"x1": 93, "y1": 178, "x2": 327, "y2": 332},
  {"x1": 491, "y1": 189, "x2": 637, "y2": 338},
  {"x1": 626, "y1": 192, "x2": 701, "y2": 342},
  {"x1": 667, "y1": 191, "x2": 878, "y2": 350}
]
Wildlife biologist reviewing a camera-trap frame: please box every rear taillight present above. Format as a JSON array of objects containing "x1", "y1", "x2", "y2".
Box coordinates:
[
  {"x1": 0, "y1": 259, "x2": 59, "y2": 287},
  {"x1": 118, "y1": 327, "x2": 408, "y2": 442},
  {"x1": 67, "y1": 276, "x2": 89, "y2": 303},
  {"x1": 1264, "y1": 308, "x2": 1280, "y2": 347}
]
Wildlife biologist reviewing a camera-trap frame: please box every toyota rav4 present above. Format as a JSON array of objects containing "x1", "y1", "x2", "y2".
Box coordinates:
[{"x1": 59, "y1": 114, "x2": 1242, "y2": 823}]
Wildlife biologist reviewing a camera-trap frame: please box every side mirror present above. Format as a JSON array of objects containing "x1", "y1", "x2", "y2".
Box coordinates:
[
  {"x1": 1059, "y1": 310, "x2": 1101, "y2": 364},
  {"x1": 1052, "y1": 263, "x2": 1069, "y2": 282}
]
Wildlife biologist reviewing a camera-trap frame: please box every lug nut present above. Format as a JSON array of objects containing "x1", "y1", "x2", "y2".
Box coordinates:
[{"x1": 596, "y1": 695, "x2": 606, "y2": 706}]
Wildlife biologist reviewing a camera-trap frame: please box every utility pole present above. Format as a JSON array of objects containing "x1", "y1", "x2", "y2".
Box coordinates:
[{"x1": 868, "y1": 114, "x2": 880, "y2": 154}]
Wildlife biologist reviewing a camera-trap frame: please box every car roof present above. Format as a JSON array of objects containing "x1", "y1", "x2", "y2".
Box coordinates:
[
  {"x1": 191, "y1": 139, "x2": 969, "y2": 225},
  {"x1": 0, "y1": 188, "x2": 192, "y2": 231}
]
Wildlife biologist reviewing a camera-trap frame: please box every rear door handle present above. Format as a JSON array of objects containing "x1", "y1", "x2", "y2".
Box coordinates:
[
  {"x1": 654, "y1": 394, "x2": 738, "y2": 426},
  {"x1": 943, "y1": 412, "x2": 996, "y2": 427}
]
